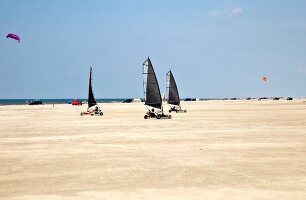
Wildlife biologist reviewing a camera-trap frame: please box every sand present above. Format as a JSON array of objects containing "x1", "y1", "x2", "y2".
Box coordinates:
[{"x1": 0, "y1": 100, "x2": 306, "y2": 199}]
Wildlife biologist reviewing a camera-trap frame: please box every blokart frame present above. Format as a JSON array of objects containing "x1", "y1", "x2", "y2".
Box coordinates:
[
  {"x1": 169, "y1": 105, "x2": 187, "y2": 113},
  {"x1": 144, "y1": 107, "x2": 171, "y2": 119},
  {"x1": 80, "y1": 105, "x2": 103, "y2": 116}
]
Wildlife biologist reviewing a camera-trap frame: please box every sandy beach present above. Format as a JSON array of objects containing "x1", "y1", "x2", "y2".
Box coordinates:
[{"x1": 0, "y1": 100, "x2": 306, "y2": 199}]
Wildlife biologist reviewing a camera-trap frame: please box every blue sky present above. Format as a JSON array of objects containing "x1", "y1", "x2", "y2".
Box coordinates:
[{"x1": 1, "y1": 0, "x2": 306, "y2": 99}]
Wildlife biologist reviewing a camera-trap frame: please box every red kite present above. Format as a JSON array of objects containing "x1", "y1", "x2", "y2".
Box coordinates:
[{"x1": 261, "y1": 76, "x2": 268, "y2": 82}]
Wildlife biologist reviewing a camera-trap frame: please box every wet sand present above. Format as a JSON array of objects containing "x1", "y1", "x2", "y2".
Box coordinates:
[{"x1": 1, "y1": 100, "x2": 306, "y2": 199}]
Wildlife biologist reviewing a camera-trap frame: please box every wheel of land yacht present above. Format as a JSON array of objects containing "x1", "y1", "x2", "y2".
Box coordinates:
[
  {"x1": 169, "y1": 110, "x2": 172, "y2": 113},
  {"x1": 100, "y1": 112, "x2": 103, "y2": 116},
  {"x1": 80, "y1": 112, "x2": 84, "y2": 116},
  {"x1": 168, "y1": 115, "x2": 172, "y2": 119},
  {"x1": 184, "y1": 110, "x2": 187, "y2": 113},
  {"x1": 156, "y1": 115, "x2": 161, "y2": 119},
  {"x1": 144, "y1": 115, "x2": 148, "y2": 119}
]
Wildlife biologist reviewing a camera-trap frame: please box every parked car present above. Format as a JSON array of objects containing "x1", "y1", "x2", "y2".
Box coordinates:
[
  {"x1": 72, "y1": 99, "x2": 82, "y2": 106},
  {"x1": 28, "y1": 100, "x2": 43, "y2": 105},
  {"x1": 122, "y1": 98, "x2": 133, "y2": 103},
  {"x1": 184, "y1": 98, "x2": 196, "y2": 101}
]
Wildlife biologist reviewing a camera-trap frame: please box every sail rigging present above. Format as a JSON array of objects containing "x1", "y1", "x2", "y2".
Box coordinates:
[
  {"x1": 143, "y1": 58, "x2": 162, "y2": 109},
  {"x1": 167, "y1": 70, "x2": 180, "y2": 106},
  {"x1": 88, "y1": 67, "x2": 97, "y2": 109}
]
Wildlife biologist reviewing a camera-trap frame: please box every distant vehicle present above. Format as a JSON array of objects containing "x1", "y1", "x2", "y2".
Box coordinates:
[
  {"x1": 133, "y1": 98, "x2": 142, "y2": 103},
  {"x1": 230, "y1": 98, "x2": 237, "y2": 100},
  {"x1": 273, "y1": 97, "x2": 280, "y2": 100},
  {"x1": 286, "y1": 97, "x2": 293, "y2": 101},
  {"x1": 72, "y1": 99, "x2": 82, "y2": 106},
  {"x1": 258, "y1": 97, "x2": 269, "y2": 101},
  {"x1": 122, "y1": 98, "x2": 142, "y2": 103},
  {"x1": 28, "y1": 100, "x2": 43, "y2": 105},
  {"x1": 122, "y1": 98, "x2": 133, "y2": 103},
  {"x1": 184, "y1": 98, "x2": 196, "y2": 101}
]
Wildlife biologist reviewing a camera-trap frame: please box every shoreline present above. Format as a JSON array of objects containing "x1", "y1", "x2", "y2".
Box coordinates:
[{"x1": 0, "y1": 97, "x2": 305, "y2": 106}]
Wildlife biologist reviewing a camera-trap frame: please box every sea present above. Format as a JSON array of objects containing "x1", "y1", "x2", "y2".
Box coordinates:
[{"x1": 0, "y1": 99, "x2": 128, "y2": 106}]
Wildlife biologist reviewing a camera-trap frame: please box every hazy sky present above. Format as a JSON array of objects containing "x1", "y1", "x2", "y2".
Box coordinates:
[{"x1": 1, "y1": 0, "x2": 306, "y2": 99}]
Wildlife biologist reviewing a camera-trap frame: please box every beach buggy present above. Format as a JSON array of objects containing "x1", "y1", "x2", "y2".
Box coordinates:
[
  {"x1": 166, "y1": 70, "x2": 187, "y2": 113},
  {"x1": 80, "y1": 67, "x2": 103, "y2": 116},
  {"x1": 142, "y1": 57, "x2": 171, "y2": 119}
]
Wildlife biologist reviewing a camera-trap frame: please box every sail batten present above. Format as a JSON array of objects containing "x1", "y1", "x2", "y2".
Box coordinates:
[
  {"x1": 143, "y1": 58, "x2": 162, "y2": 109},
  {"x1": 167, "y1": 70, "x2": 180, "y2": 106}
]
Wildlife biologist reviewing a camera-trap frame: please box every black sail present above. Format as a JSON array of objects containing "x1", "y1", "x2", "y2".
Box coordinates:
[
  {"x1": 88, "y1": 67, "x2": 97, "y2": 108},
  {"x1": 143, "y1": 58, "x2": 162, "y2": 109},
  {"x1": 167, "y1": 70, "x2": 180, "y2": 106}
]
